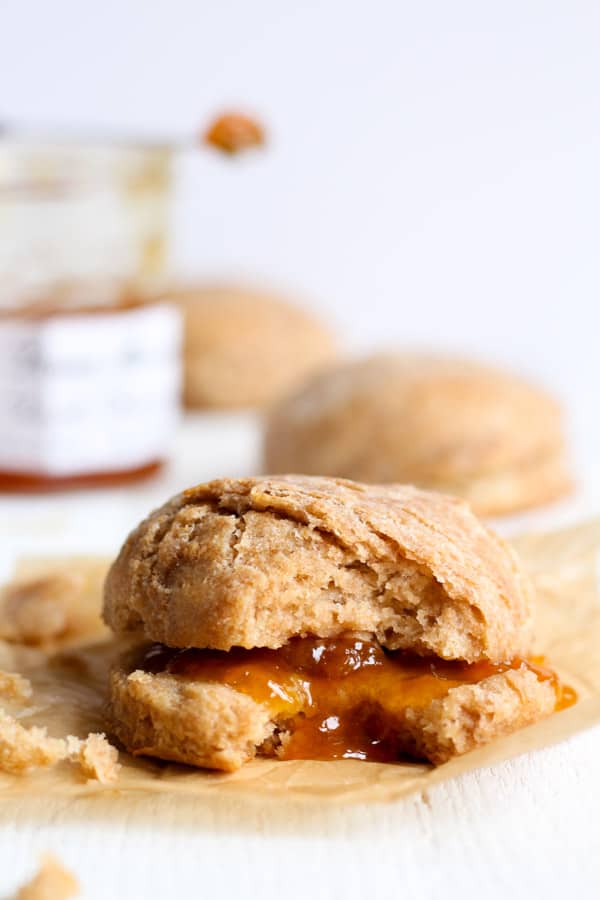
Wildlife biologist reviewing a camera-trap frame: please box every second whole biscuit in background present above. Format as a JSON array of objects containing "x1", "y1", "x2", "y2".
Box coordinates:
[
  {"x1": 263, "y1": 352, "x2": 573, "y2": 517},
  {"x1": 163, "y1": 283, "x2": 336, "y2": 409}
]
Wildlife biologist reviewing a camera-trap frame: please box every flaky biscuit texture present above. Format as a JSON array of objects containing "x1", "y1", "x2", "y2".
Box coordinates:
[{"x1": 104, "y1": 475, "x2": 534, "y2": 663}]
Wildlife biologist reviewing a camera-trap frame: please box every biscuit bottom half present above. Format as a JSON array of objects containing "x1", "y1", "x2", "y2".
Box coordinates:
[{"x1": 108, "y1": 635, "x2": 576, "y2": 772}]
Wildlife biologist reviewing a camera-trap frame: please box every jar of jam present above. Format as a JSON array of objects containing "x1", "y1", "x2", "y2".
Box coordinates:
[{"x1": 0, "y1": 139, "x2": 181, "y2": 490}]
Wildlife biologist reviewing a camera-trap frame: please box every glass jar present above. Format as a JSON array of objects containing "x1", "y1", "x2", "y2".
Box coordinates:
[{"x1": 0, "y1": 140, "x2": 182, "y2": 490}]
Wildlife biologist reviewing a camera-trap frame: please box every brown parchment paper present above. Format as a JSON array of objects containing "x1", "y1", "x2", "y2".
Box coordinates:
[{"x1": 1, "y1": 519, "x2": 600, "y2": 813}]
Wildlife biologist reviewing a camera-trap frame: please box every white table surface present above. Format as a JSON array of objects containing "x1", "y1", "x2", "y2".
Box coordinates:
[{"x1": 1, "y1": 413, "x2": 600, "y2": 900}]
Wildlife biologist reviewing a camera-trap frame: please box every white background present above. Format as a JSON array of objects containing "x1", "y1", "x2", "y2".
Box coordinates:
[
  {"x1": 2, "y1": 0, "x2": 599, "y2": 445},
  {"x1": 2, "y1": 3, "x2": 600, "y2": 898}
]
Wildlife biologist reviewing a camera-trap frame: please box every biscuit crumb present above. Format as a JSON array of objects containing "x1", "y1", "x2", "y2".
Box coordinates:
[
  {"x1": 0, "y1": 670, "x2": 32, "y2": 702},
  {"x1": 0, "y1": 708, "x2": 119, "y2": 783},
  {"x1": 0, "y1": 574, "x2": 81, "y2": 645},
  {"x1": 66, "y1": 732, "x2": 120, "y2": 785},
  {"x1": 0, "y1": 711, "x2": 67, "y2": 774},
  {"x1": 0, "y1": 559, "x2": 109, "y2": 648},
  {"x1": 16, "y1": 854, "x2": 79, "y2": 900}
]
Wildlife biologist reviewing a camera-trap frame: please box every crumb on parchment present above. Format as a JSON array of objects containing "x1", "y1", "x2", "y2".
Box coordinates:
[
  {"x1": 204, "y1": 112, "x2": 265, "y2": 154},
  {"x1": 15, "y1": 854, "x2": 79, "y2": 900},
  {"x1": 66, "y1": 732, "x2": 121, "y2": 785},
  {"x1": 0, "y1": 709, "x2": 119, "y2": 783},
  {"x1": 0, "y1": 711, "x2": 67, "y2": 775},
  {"x1": 0, "y1": 671, "x2": 32, "y2": 702},
  {"x1": 0, "y1": 559, "x2": 109, "y2": 649}
]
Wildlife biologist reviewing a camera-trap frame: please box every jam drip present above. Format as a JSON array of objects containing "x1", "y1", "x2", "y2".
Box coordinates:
[
  {"x1": 139, "y1": 636, "x2": 576, "y2": 763},
  {"x1": 204, "y1": 113, "x2": 265, "y2": 154}
]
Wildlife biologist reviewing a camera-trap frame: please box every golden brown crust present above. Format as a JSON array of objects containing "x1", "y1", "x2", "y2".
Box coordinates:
[
  {"x1": 263, "y1": 353, "x2": 572, "y2": 516},
  {"x1": 108, "y1": 657, "x2": 555, "y2": 770},
  {"x1": 103, "y1": 475, "x2": 533, "y2": 663},
  {"x1": 168, "y1": 284, "x2": 336, "y2": 409}
]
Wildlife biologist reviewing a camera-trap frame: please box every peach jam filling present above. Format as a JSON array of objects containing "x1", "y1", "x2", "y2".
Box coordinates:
[{"x1": 140, "y1": 635, "x2": 576, "y2": 763}]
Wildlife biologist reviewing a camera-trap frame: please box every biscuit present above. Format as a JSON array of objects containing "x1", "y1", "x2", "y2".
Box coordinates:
[
  {"x1": 103, "y1": 475, "x2": 533, "y2": 663},
  {"x1": 263, "y1": 353, "x2": 572, "y2": 516},
  {"x1": 104, "y1": 476, "x2": 570, "y2": 771},
  {"x1": 108, "y1": 651, "x2": 556, "y2": 771},
  {"x1": 166, "y1": 284, "x2": 336, "y2": 409}
]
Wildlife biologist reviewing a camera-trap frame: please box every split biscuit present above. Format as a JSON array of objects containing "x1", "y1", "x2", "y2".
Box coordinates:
[{"x1": 103, "y1": 476, "x2": 568, "y2": 771}]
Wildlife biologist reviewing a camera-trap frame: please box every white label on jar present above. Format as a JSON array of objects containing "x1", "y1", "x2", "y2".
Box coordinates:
[{"x1": 0, "y1": 304, "x2": 182, "y2": 476}]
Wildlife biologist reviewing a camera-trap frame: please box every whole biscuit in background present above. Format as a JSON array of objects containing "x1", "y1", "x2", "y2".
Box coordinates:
[
  {"x1": 263, "y1": 353, "x2": 572, "y2": 517},
  {"x1": 166, "y1": 284, "x2": 336, "y2": 409}
]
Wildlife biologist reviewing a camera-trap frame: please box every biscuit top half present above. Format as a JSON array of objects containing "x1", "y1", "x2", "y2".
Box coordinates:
[{"x1": 103, "y1": 476, "x2": 533, "y2": 663}]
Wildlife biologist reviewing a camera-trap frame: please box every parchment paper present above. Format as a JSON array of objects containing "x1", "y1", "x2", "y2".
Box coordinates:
[{"x1": 1, "y1": 519, "x2": 600, "y2": 812}]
